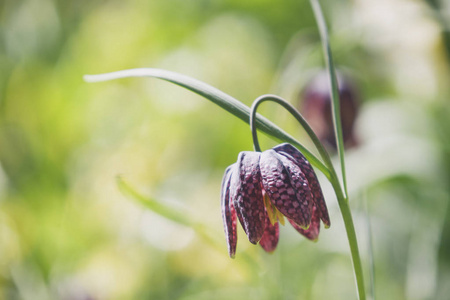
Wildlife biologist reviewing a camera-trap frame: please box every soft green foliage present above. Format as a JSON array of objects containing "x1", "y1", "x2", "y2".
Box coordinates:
[{"x1": 1, "y1": 0, "x2": 450, "y2": 299}]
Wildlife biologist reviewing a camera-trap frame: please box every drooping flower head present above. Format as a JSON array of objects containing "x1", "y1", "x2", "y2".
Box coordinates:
[{"x1": 221, "y1": 143, "x2": 330, "y2": 258}]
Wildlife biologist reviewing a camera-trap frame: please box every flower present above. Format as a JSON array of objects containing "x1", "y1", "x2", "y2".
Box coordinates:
[
  {"x1": 221, "y1": 143, "x2": 330, "y2": 258},
  {"x1": 301, "y1": 70, "x2": 359, "y2": 149}
]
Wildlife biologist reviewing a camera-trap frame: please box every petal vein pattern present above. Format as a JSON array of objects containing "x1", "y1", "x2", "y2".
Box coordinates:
[
  {"x1": 260, "y1": 150, "x2": 311, "y2": 228},
  {"x1": 221, "y1": 143, "x2": 331, "y2": 257},
  {"x1": 289, "y1": 205, "x2": 321, "y2": 241},
  {"x1": 273, "y1": 143, "x2": 330, "y2": 227},
  {"x1": 231, "y1": 152, "x2": 266, "y2": 244},
  {"x1": 259, "y1": 215, "x2": 279, "y2": 252}
]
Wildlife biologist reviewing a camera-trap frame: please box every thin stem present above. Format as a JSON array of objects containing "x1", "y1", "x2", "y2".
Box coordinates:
[
  {"x1": 250, "y1": 98, "x2": 263, "y2": 152},
  {"x1": 250, "y1": 94, "x2": 333, "y2": 171},
  {"x1": 250, "y1": 94, "x2": 366, "y2": 299},
  {"x1": 309, "y1": 0, "x2": 348, "y2": 198},
  {"x1": 335, "y1": 185, "x2": 366, "y2": 300},
  {"x1": 308, "y1": 1, "x2": 365, "y2": 298}
]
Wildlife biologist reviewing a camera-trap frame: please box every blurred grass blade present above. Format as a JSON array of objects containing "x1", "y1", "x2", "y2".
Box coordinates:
[
  {"x1": 117, "y1": 176, "x2": 223, "y2": 249},
  {"x1": 117, "y1": 176, "x2": 261, "y2": 268},
  {"x1": 363, "y1": 190, "x2": 376, "y2": 300},
  {"x1": 117, "y1": 176, "x2": 190, "y2": 226},
  {"x1": 309, "y1": 0, "x2": 348, "y2": 197},
  {"x1": 84, "y1": 68, "x2": 331, "y2": 179}
]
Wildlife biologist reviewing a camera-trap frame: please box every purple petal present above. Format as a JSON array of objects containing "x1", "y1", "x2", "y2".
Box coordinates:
[
  {"x1": 221, "y1": 165, "x2": 238, "y2": 258},
  {"x1": 289, "y1": 205, "x2": 320, "y2": 241},
  {"x1": 230, "y1": 152, "x2": 266, "y2": 244},
  {"x1": 260, "y1": 149, "x2": 312, "y2": 228},
  {"x1": 259, "y1": 215, "x2": 279, "y2": 253},
  {"x1": 273, "y1": 143, "x2": 330, "y2": 228}
]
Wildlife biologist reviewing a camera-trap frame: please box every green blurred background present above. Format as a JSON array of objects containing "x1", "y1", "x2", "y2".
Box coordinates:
[{"x1": 1, "y1": 0, "x2": 450, "y2": 299}]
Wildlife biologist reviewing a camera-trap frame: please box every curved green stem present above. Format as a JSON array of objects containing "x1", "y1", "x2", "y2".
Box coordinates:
[
  {"x1": 250, "y1": 94, "x2": 365, "y2": 299},
  {"x1": 249, "y1": 94, "x2": 333, "y2": 172},
  {"x1": 84, "y1": 68, "x2": 331, "y2": 179}
]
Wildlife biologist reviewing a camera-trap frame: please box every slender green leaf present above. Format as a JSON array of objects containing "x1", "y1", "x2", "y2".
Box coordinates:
[
  {"x1": 117, "y1": 176, "x2": 223, "y2": 249},
  {"x1": 117, "y1": 176, "x2": 191, "y2": 226},
  {"x1": 117, "y1": 176, "x2": 261, "y2": 268},
  {"x1": 84, "y1": 68, "x2": 331, "y2": 179}
]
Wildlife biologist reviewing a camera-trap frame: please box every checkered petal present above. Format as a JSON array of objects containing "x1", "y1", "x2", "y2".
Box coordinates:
[
  {"x1": 230, "y1": 151, "x2": 266, "y2": 244},
  {"x1": 289, "y1": 205, "x2": 320, "y2": 241},
  {"x1": 259, "y1": 215, "x2": 279, "y2": 253},
  {"x1": 273, "y1": 143, "x2": 330, "y2": 228},
  {"x1": 221, "y1": 165, "x2": 238, "y2": 258},
  {"x1": 259, "y1": 149, "x2": 312, "y2": 229}
]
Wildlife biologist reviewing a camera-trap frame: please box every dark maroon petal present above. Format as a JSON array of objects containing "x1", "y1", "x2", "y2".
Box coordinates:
[
  {"x1": 221, "y1": 165, "x2": 238, "y2": 258},
  {"x1": 273, "y1": 143, "x2": 330, "y2": 228},
  {"x1": 260, "y1": 149, "x2": 312, "y2": 228},
  {"x1": 289, "y1": 205, "x2": 320, "y2": 241},
  {"x1": 259, "y1": 215, "x2": 279, "y2": 253},
  {"x1": 230, "y1": 151, "x2": 266, "y2": 244}
]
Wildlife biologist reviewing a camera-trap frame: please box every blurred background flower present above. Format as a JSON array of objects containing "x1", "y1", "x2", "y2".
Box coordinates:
[
  {"x1": 0, "y1": 0, "x2": 449, "y2": 299},
  {"x1": 300, "y1": 70, "x2": 360, "y2": 150}
]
